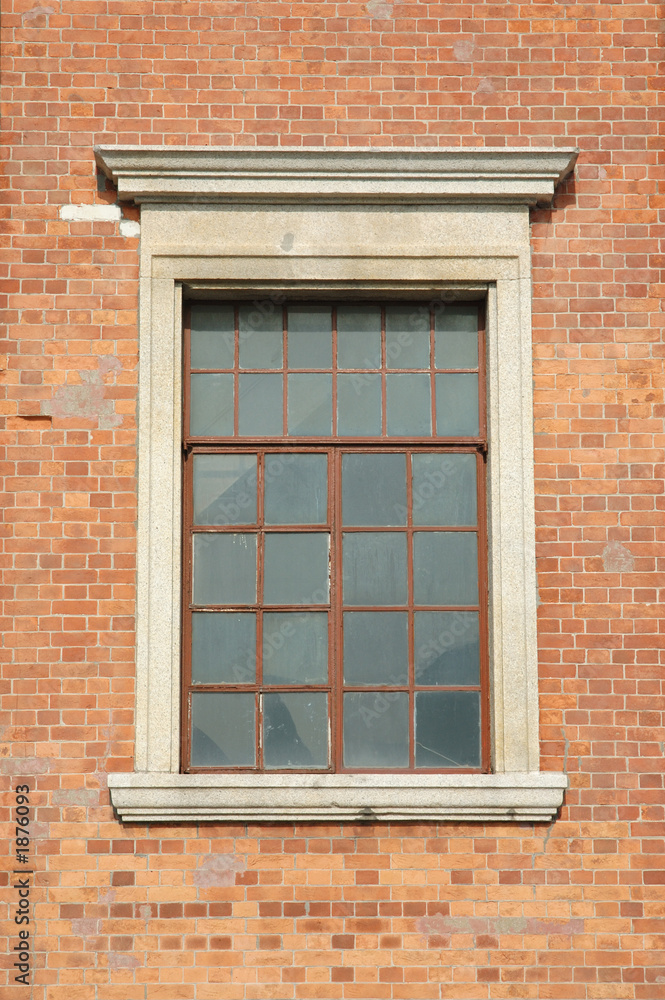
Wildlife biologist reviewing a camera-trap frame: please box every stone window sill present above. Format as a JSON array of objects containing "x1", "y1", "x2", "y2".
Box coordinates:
[{"x1": 108, "y1": 772, "x2": 567, "y2": 824}]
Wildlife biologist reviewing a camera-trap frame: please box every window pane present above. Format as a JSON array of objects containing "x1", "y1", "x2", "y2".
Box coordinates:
[
  {"x1": 238, "y1": 374, "x2": 283, "y2": 436},
  {"x1": 263, "y1": 533, "x2": 330, "y2": 605},
  {"x1": 192, "y1": 533, "x2": 257, "y2": 605},
  {"x1": 287, "y1": 305, "x2": 333, "y2": 369},
  {"x1": 343, "y1": 612, "x2": 408, "y2": 686},
  {"x1": 190, "y1": 302, "x2": 235, "y2": 369},
  {"x1": 436, "y1": 374, "x2": 479, "y2": 436},
  {"x1": 385, "y1": 304, "x2": 430, "y2": 368},
  {"x1": 287, "y1": 374, "x2": 332, "y2": 435},
  {"x1": 435, "y1": 304, "x2": 478, "y2": 369},
  {"x1": 415, "y1": 691, "x2": 481, "y2": 768},
  {"x1": 343, "y1": 532, "x2": 407, "y2": 606},
  {"x1": 413, "y1": 532, "x2": 478, "y2": 606},
  {"x1": 191, "y1": 692, "x2": 255, "y2": 766},
  {"x1": 263, "y1": 612, "x2": 328, "y2": 684},
  {"x1": 193, "y1": 454, "x2": 257, "y2": 525},
  {"x1": 414, "y1": 612, "x2": 480, "y2": 686},
  {"x1": 386, "y1": 374, "x2": 431, "y2": 435},
  {"x1": 343, "y1": 692, "x2": 409, "y2": 767},
  {"x1": 264, "y1": 453, "x2": 327, "y2": 525},
  {"x1": 190, "y1": 374, "x2": 234, "y2": 437},
  {"x1": 191, "y1": 612, "x2": 256, "y2": 684},
  {"x1": 238, "y1": 302, "x2": 283, "y2": 368},
  {"x1": 412, "y1": 453, "x2": 477, "y2": 526},
  {"x1": 336, "y1": 373, "x2": 382, "y2": 437},
  {"x1": 263, "y1": 692, "x2": 328, "y2": 769},
  {"x1": 342, "y1": 453, "x2": 407, "y2": 526},
  {"x1": 337, "y1": 305, "x2": 381, "y2": 369}
]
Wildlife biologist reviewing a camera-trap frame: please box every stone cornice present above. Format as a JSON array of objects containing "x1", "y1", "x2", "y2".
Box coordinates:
[
  {"x1": 94, "y1": 145, "x2": 578, "y2": 206},
  {"x1": 108, "y1": 772, "x2": 568, "y2": 824}
]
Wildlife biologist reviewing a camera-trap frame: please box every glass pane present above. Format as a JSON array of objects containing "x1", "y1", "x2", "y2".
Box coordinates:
[
  {"x1": 342, "y1": 532, "x2": 407, "y2": 606},
  {"x1": 263, "y1": 533, "x2": 330, "y2": 605},
  {"x1": 190, "y1": 374, "x2": 234, "y2": 437},
  {"x1": 343, "y1": 612, "x2": 408, "y2": 686},
  {"x1": 415, "y1": 691, "x2": 481, "y2": 768},
  {"x1": 287, "y1": 374, "x2": 332, "y2": 436},
  {"x1": 192, "y1": 533, "x2": 257, "y2": 605},
  {"x1": 191, "y1": 692, "x2": 255, "y2": 766},
  {"x1": 190, "y1": 302, "x2": 235, "y2": 369},
  {"x1": 342, "y1": 453, "x2": 407, "y2": 526},
  {"x1": 386, "y1": 374, "x2": 431, "y2": 436},
  {"x1": 191, "y1": 612, "x2": 256, "y2": 684},
  {"x1": 263, "y1": 612, "x2": 328, "y2": 684},
  {"x1": 238, "y1": 374, "x2": 283, "y2": 436},
  {"x1": 337, "y1": 305, "x2": 381, "y2": 369},
  {"x1": 412, "y1": 453, "x2": 477, "y2": 526},
  {"x1": 238, "y1": 302, "x2": 283, "y2": 369},
  {"x1": 263, "y1": 692, "x2": 328, "y2": 769},
  {"x1": 287, "y1": 305, "x2": 333, "y2": 369},
  {"x1": 343, "y1": 692, "x2": 409, "y2": 768},
  {"x1": 436, "y1": 374, "x2": 480, "y2": 436},
  {"x1": 435, "y1": 304, "x2": 479, "y2": 369},
  {"x1": 414, "y1": 612, "x2": 480, "y2": 686},
  {"x1": 337, "y1": 373, "x2": 382, "y2": 437},
  {"x1": 413, "y1": 532, "x2": 478, "y2": 606},
  {"x1": 264, "y1": 453, "x2": 327, "y2": 525},
  {"x1": 385, "y1": 304, "x2": 430, "y2": 368},
  {"x1": 193, "y1": 454, "x2": 257, "y2": 525}
]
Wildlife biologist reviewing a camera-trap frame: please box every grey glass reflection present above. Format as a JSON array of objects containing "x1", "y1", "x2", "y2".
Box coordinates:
[
  {"x1": 263, "y1": 533, "x2": 330, "y2": 605},
  {"x1": 436, "y1": 374, "x2": 479, "y2": 437},
  {"x1": 263, "y1": 692, "x2": 328, "y2": 769},
  {"x1": 342, "y1": 453, "x2": 407, "y2": 526},
  {"x1": 263, "y1": 612, "x2": 328, "y2": 684},
  {"x1": 385, "y1": 304, "x2": 430, "y2": 369},
  {"x1": 413, "y1": 532, "x2": 478, "y2": 606},
  {"x1": 191, "y1": 692, "x2": 255, "y2": 766},
  {"x1": 238, "y1": 302, "x2": 283, "y2": 369},
  {"x1": 287, "y1": 305, "x2": 333, "y2": 369},
  {"x1": 264, "y1": 453, "x2": 327, "y2": 525},
  {"x1": 337, "y1": 305, "x2": 381, "y2": 369},
  {"x1": 343, "y1": 612, "x2": 408, "y2": 686},
  {"x1": 386, "y1": 374, "x2": 431, "y2": 436},
  {"x1": 191, "y1": 612, "x2": 256, "y2": 684},
  {"x1": 342, "y1": 533, "x2": 407, "y2": 606},
  {"x1": 415, "y1": 691, "x2": 481, "y2": 768},
  {"x1": 414, "y1": 612, "x2": 480, "y2": 686},
  {"x1": 337, "y1": 373, "x2": 382, "y2": 437},
  {"x1": 192, "y1": 533, "x2": 257, "y2": 605},
  {"x1": 435, "y1": 304, "x2": 479, "y2": 369},
  {"x1": 193, "y1": 454, "x2": 257, "y2": 525},
  {"x1": 343, "y1": 692, "x2": 409, "y2": 767},
  {"x1": 190, "y1": 374, "x2": 234, "y2": 437},
  {"x1": 287, "y1": 374, "x2": 332, "y2": 436},
  {"x1": 411, "y1": 453, "x2": 477, "y2": 526},
  {"x1": 238, "y1": 374, "x2": 283, "y2": 436},
  {"x1": 190, "y1": 302, "x2": 235, "y2": 370}
]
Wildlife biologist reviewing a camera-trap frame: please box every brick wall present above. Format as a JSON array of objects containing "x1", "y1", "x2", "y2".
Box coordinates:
[{"x1": 1, "y1": 1, "x2": 664, "y2": 998}]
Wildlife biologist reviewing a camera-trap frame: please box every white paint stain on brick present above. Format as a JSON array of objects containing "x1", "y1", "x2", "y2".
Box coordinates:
[
  {"x1": 60, "y1": 204, "x2": 121, "y2": 222},
  {"x1": 41, "y1": 356, "x2": 122, "y2": 429},
  {"x1": 602, "y1": 540, "x2": 635, "y2": 573},
  {"x1": 193, "y1": 853, "x2": 245, "y2": 887},
  {"x1": 119, "y1": 219, "x2": 140, "y2": 237}
]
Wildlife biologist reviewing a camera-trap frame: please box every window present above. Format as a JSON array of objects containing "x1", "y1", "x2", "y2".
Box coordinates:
[
  {"x1": 96, "y1": 144, "x2": 576, "y2": 821},
  {"x1": 183, "y1": 300, "x2": 489, "y2": 772}
]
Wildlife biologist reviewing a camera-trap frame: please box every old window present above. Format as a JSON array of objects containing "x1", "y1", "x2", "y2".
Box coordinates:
[{"x1": 183, "y1": 299, "x2": 489, "y2": 772}]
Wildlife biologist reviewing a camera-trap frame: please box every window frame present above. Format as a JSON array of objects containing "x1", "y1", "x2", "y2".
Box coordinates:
[
  {"x1": 181, "y1": 297, "x2": 490, "y2": 774},
  {"x1": 96, "y1": 145, "x2": 576, "y2": 822}
]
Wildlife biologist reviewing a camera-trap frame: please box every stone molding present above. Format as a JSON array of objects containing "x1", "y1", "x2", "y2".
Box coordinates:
[
  {"x1": 94, "y1": 146, "x2": 578, "y2": 824},
  {"x1": 94, "y1": 145, "x2": 577, "y2": 206},
  {"x1": 109, "y1": 773, "x2": 568, "y2": 824}
]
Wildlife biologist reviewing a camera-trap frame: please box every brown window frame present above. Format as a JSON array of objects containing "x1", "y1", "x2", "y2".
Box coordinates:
[{"x1": 181, "y1": 300, "x2": 490, "y2": 774}]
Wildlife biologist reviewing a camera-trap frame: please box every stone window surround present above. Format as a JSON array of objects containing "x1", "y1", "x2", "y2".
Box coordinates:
[{"x1": 95, "y1": 146, "x2": 577, "y2": 824}]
